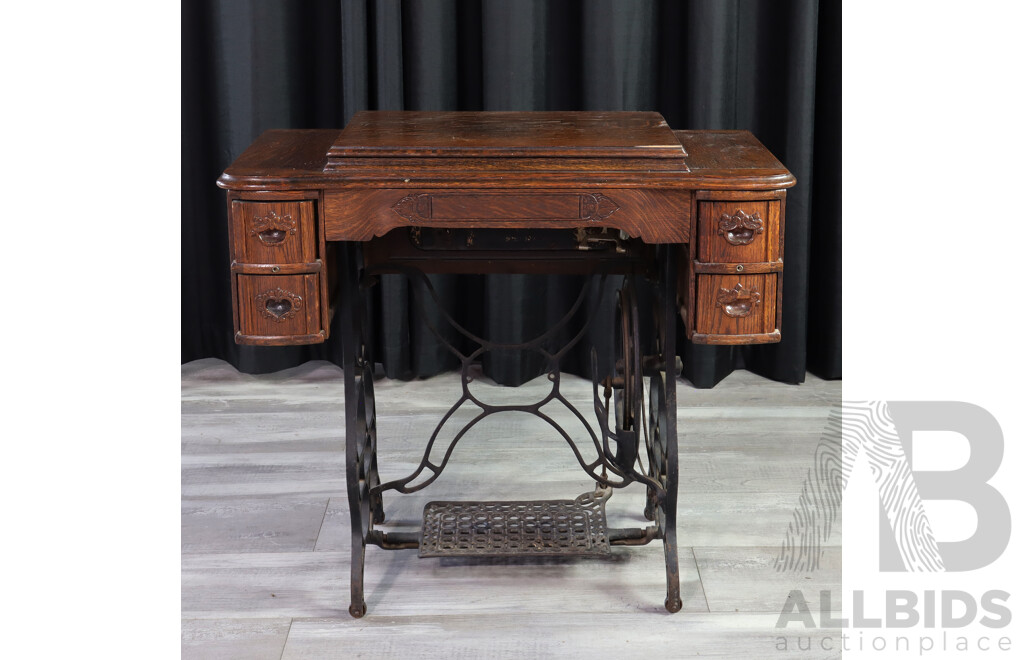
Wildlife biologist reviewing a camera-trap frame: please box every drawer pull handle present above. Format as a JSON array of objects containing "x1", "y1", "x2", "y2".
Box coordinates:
[
  {"x1": 256, "y1": 287, "x2": 303, "y2": 322},
  {"x1": 266, "y1": 298, "x2": 291, "y2": 316},
  {"x1": 258, "y1": 229, "x2": 288, "y2": 244},
  {"x1": 716, "y1": 283, "x2": 761, "y2": 318},
  {"x1": 250, "y1": 210, "x2": 297, "y2": 246},
  {"x1": 718, "y1": 209, "x2": 764, "y2": 246}
]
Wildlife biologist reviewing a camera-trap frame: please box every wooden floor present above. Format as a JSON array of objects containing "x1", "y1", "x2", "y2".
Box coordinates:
[{"x1": 182, "y1": 358, "x2": 842, "y2": 659}]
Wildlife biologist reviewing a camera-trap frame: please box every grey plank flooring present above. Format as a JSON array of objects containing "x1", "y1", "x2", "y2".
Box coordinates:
[
  {"x1": 181, "y1": 619, "x2": 291, "y2": 660},
  {"x1": 694, "y1": 546, "x2": 843, "y2": 612},
  {"x1": 182, "y1": 496, "x2": 330, "y2": 554},
  {"x1": 280, "y1": 614, "x2": 841, "y2": 659},
  {"x1": 182, "y1": 358, "x2": 841, "y2": 658}
]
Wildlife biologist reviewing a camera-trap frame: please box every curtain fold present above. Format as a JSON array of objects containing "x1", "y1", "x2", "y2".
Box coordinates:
[{"x1": 182, "y1": 0, "x2": 841, "y2": 386}]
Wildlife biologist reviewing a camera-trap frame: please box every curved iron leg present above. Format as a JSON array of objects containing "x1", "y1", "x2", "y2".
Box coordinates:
[
  {"x1": 369, "y1": 462, "x2": 384, "y2": 524},
  {"x1": 342, "y1": 243, "x2": 371, "y2": 618},
  {"x1": 660, "y1": 246, "x2": 682, "y2": 613},
  {"x1": 348, "y1": 537, "x2": 367, "y2": 618},
  {"x1": 644, "y1": 376, "x2": 663, "y2": 523},
  {"x1": 345, "y1": 366, "x2": 369, "y2": 618},
  {"x1": 357, "y1": 279, "x2": 385, "y2": 526},
  {"x1": 365, "y1": 372, "x2": 385, "y2": 525}
]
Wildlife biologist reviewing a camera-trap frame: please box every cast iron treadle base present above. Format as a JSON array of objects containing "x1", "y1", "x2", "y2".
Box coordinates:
[{"x1": 419, "y1": 489, "x2": 612, "y2": 557}]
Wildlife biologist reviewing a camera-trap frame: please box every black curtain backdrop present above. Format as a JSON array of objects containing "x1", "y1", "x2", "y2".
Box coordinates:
[{"x1": 182, "y1": 0, "x2": 841, "y2": 388}]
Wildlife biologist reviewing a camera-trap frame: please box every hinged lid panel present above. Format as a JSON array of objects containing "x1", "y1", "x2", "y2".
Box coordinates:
[{"x1": 327, "y1": 111, "x2": 687, "y2": 160}]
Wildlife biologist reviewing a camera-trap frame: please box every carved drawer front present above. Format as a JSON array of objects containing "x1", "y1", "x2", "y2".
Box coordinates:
[
  {"x1": 236, "y1": 273, "x2": 323, "y2": 344},
  {"x1": 323, "y1": 189, "x2": 691, "y2": 243},
  {"x1": 393, "y1": 192, "x2": 621, "y2": 222},
  {"x1": 232, "y1": 200, "x2": 316, "y2": 265},
  {"x1": 694, "y1": 274, "x2": 777, "y2": 338},
  {"x1": 698, "y1": 199, "x2": 780, "y2": 264}
]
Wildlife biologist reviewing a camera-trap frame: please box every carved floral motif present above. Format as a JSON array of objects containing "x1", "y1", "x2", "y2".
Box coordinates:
[
  {"x1": 250, "y1": 210, "x2": 297, "y2": 245},
  {"x1": 718, "y1": 209, "x2": 764, "y2": 246},
  {"x1": 715, "y1": 282, "x2": 761, "y2": 318},
  {"x1": 392, "y1": 194, "x2": 433, "y2": 221},
  {"x1": 255, "y1": 287, "x2": 303, "y2": 322},
  {"x1": 391, "y1": 192, "x2": 620, "y2": 222},
  {"x1": 579, "y1": 193, "x2": 620, "y2": 221}
]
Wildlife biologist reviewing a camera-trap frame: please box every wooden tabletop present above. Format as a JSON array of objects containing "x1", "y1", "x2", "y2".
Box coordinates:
[{"x1": 218, "y1": 128, "x2": 793, "y2": 191}]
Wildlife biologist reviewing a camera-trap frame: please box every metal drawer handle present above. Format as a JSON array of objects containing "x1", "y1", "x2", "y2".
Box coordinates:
[
  {"x1": 716, "y1": 282, "x2": 761, "y2": 318},
  {"x1": 250, "y1": 210, "x2": 297, "y2": 246},
  {"x1": 255, "y1": 287, "x2": 302, "y2": 321},
  {"x1": 718, "y1": 209, "x2": 764, "y2": 246},
  {"x1": 258, "y1": 228, "x2": 288, "y2": 244},
  {"x1": 265, "y1": 298, "x2": 291, "y2": 317}
]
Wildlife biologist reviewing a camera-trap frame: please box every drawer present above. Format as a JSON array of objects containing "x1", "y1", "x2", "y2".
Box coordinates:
[
  {"x1": 694, "y1": 273, "x2": 778, "y2": 339},
  {"x1": 235, "y1": 273, "x2": 324, "y2": 344},
  {"x1": 324, "y1": 189, "x2": 691, "y2": 243},
  {"x1": 697, "y1": 199, "x2": 780, "y2": 264},
  {"x1": 231, "y1": 200, "x2": 316, "y2": 264}
]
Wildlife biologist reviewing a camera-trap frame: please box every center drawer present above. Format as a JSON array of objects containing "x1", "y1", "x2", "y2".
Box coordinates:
[{"x1": 323, "y1": 189, "x2": 691, "y2": 243}]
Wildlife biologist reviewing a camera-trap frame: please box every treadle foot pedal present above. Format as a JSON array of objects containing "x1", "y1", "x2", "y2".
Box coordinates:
[{"x1": 419, "y1": 488, "x2": 612, "y2": 557}]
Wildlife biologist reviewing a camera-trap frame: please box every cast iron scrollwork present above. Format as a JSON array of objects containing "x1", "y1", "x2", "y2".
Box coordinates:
[
  {"x1": 346, "y1": 245, "x2": 682, "y2": 615},
  {"x1": 590, "y1": 276, "x2": 668, "y2": 502},
  {"x1": 359, "y1": 264, "x2": 664, "y2": 500}
]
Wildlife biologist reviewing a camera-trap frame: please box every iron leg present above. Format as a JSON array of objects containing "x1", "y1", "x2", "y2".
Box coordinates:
[
  {"x1": 660, "y1": 245, "x2": 682, "y2": 613},
  {"x1": 343, "y1": 243, "x2": 372, "y2": 618},
  {"x1": 662, "y1": 505, "x2": 682, "y2": 613},
  {"x1": 349, "y1": 534, "x2": 367, "y2": 618}
]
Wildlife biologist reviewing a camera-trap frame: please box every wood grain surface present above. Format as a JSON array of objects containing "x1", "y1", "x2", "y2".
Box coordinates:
[
  {"x1": 323, "y1": 188, "x2": 691, "y2": 242},
  {"x1": 231, "y1": 200, "x2": 317, "y2": 265},
  {"x1": 235, "y1": 273, "x2": 322, "y2": 343},
  {"x1": 327, "y1": 111, "x2": 685, "y2": 159},
  {"x1": 695, "y1": 274, "x2": 777, "y2": 336},
  {"x1": 217, "y1": 117, "x2": 797, "y2": 347},
  {"x1": 217, "y1": 128, "x2": 794, "y2": 190},
  {"x1": 697, "y1": 200, "x2": 780, "y2": 264}
]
